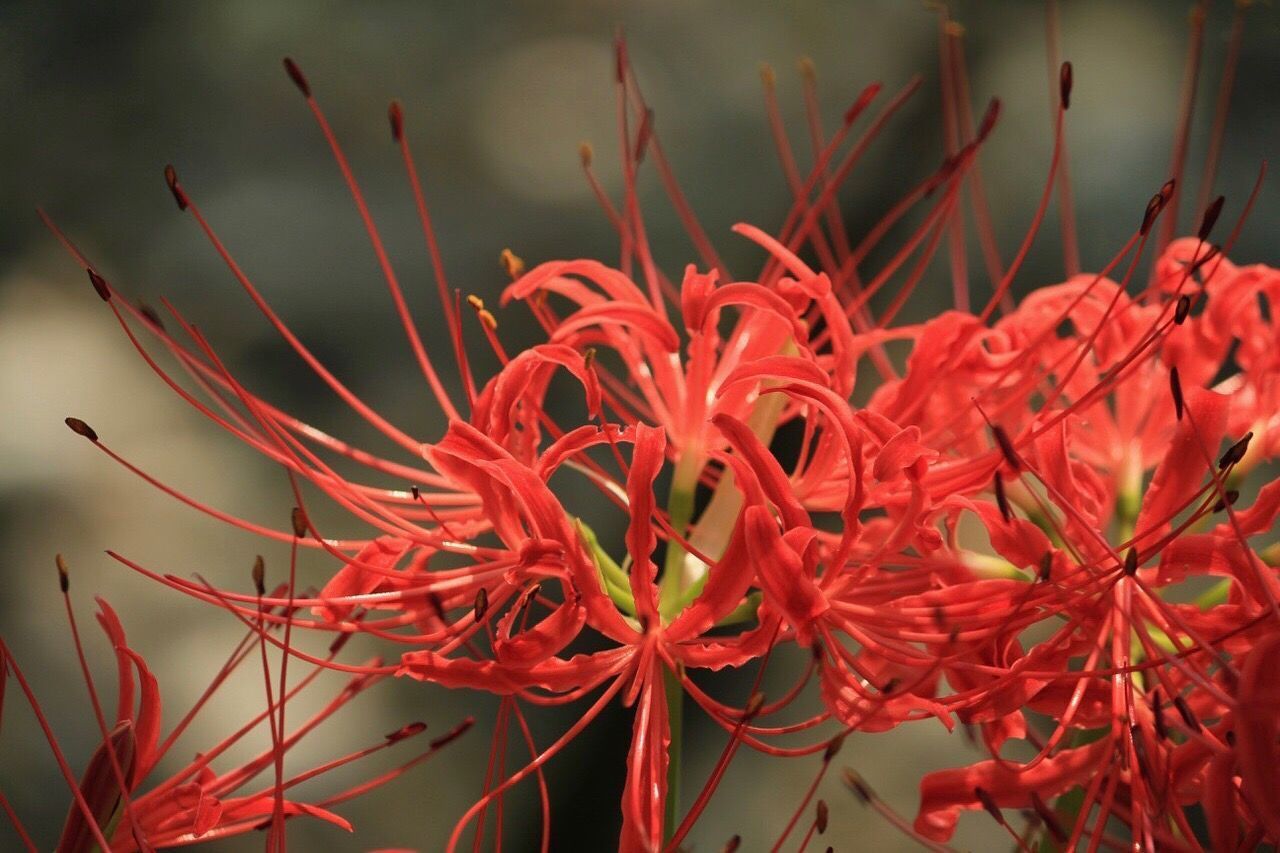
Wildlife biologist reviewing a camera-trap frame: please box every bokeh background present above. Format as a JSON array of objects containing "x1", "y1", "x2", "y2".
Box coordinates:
[{"x1": 2, "y1": 1, "x2": 1276, "y2": 850}]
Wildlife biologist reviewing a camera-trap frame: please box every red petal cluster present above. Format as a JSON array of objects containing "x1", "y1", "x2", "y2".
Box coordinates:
[{"x1": 34, "y1": 14, "x2": 1279, "y2": 852}]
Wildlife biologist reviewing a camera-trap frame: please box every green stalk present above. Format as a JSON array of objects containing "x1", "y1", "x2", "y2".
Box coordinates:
[
  {"x1": 658, "y1": 451, "x2": 700, "y2": 843},
  {"x1": 663, "y1": 665, "x2": 684, "y2": 840}
]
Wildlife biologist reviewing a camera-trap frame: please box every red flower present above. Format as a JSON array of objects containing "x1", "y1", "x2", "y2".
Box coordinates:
[
  {"x1": 36, "y1": 7, "x2": 1279, "y2": 851},
  {"x1": 0, "y1": 569, "x2": 468, "y2": 851}
]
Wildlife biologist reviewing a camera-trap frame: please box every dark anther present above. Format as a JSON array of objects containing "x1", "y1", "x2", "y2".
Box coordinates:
[
  {"x1": 842, "y1": 768, "x2": 873, "y2": 803},
  {"x1": 252, "y1": 555, "x2": 266, "y2": 596},
  {"x1": 1031, "y1": 792, "x2": 1067, "y2": 843},
  {"x1": 388, "y1": 100, "x2": 404, "y2": 142},
  {"x1": 1198, "y1": 195, "x2": 1225, "y2": 242},
  {"x1": 823, "y1": 732, "x2": 847, "y2": 763},
  {"x1": 163, "y1": 164, "x2": 188, "y2": 211},
  {"x1": 994, "y1": 472, "x2": 1012, "y2": 523},
  {"x1": 1174, "y1": 295, "x2": 1191, "y2": 325},
  {"x1": 991, "y1": 424, "x2": 1021, "y2": 471},
  {"x1": 87, "y1": 269, "x2": 111, "y2": 301},
  {"x1": 1140, "y1": 192, "x2": 1165, "y2": 236},
  {"x1": 282, "y1": 57, "x2": 311, "y2": 97},
  {"x1": 429, "y1": 716, "x2": 475, "y2": 749},
  {"x1": 1170, "y1": 366, "x2": 1184, "y2": 421},
  {"x1": 56, "y1": 554, "x2": 70, "y2": 592},
  {"x1": 1218, "y1": 432, "x2": 1252, "y2": 470},
  {"x1": 1212, "y1": 490, "x2": 1240, "y2": 513},
  {"x1": 974, "y1": 786, "x2": 1005, "y2": 825},
  {"x1": 1151, "y1": 690, "x2": 1167, "y2": 740},
  {"x1": 385, "y1": 721, "x2": 427, "y2": 743},
  {"x1": 65, "y1": 416, "x2": 99, "y2": 442},
  {"x1": 1172, "y1": 695, "x2": 1200, "y2": 731}
]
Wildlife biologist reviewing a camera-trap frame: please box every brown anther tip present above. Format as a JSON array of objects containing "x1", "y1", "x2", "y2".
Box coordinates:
[
  {"x1": 1059, "y1": 61, "x2": 1073, "y2": 110},
  {"x1": 86, "y1": 268, "x2": 111, "y2": 301},
  {"x1": 842, "y1": 768, "x2": 873, "y2": 803},
  {"x1": 1174, "y1": 295, "x2": 1191, "y2": 325},
  {"x1": 823, "y1": 732, "x2": 846, "y2": 763},
  {"x1": 1219, "y1": 431, "x2": 1252, "y2": 470},
  {"x1": 1212, "y1": 489, "x2": 1240, "y2": 513},
  {"x1": 429, "y1": 716, "x2": 475, "y2": 749},
  {"x1": 1030, "y1": 792, "x2": 1067, "y2": 842},
  {"x1": 56, "y1": 554, "x2": 70, "y2": 592},
  {"x1": 582, "y1": 347, "x2": 597, "y2": 369},
  {"x1": 944, "y1": 20, "x2": 965, "y2": 38},
  {"x1": 473, "y1": 587, "x2": 489, "y2": 621},
  {"x1": 1140, "y1": 192, "x2": 1165, "y2": 236},
  {"x1": 388, "y1": 100, "x2": 404, "y2": 142},
  {"x1": 1172, "y1": 695, "x2": 1200, "y2": 731},
  {"x1": 759, "y1": 62, "x2": 777, "y2": 87},
  {"x1": 328, "y1": 631, "x2": 354, "y2": 655},
  {"x1": 1198, "y1": 195, "x2": 1225, "y2": 241},
  {"x1": 744, "y1": 691, "x2": 766, "y2": 719},
  {"x1": 64, "y1": 416, "x2": 98, "y2": 442},
  {"x1": 1160, "y1": 178, "x2": 1177, "y2": 201},
  {"x1": 815, "y1": 799, "x2": 829, "y2": 833},
  {"x1": 251, "y1": 555, "x2": 266, "y2": 595},
  {"x1": 1170, "y1": 366, "x2": 1184, "y2": 421},
  {"x1": 976, "y1": 98, "x2": 1001, "y2": 142},
  {"x1": 138, "y1": 300, "x2": 165, "y2": 330},
  {"x1": 1038, "y1": 552, "x2": 1054, "y2": 582},
  {"x1": 1225, "y1": 729, "x2": 1236, "y2": 746},
  {"x1": 1123, "y1": 548, "x2": 1139, "y2": 576},
  {"x1": 385, "y1": 721, "x2": 427, "y2": 743},
  {"x1": 974, "y1": 786, "x2": 1005, "y2": 825},
  {"x1": 500, "y1": 247, "x2": 526, "y2": 281},
  {"x1": 720, "y1": 835, "x2": 742, "y2": 853},
  {"x1": 991, "y1": 424, "x2": 1021, "y2": 471},
  {"x1": 163, "y1": 164, "x2": 188, "y2": 211},
  {"x1": 613, "y1": 35, "x2": 627, "y2": 83},
  {"x1": 1151, "y1": 690, "x2": 1167, "y2": 740},
  {"x1": 797, "y1": 56, "x2": 817, "y2": 80},
  {"x1": 635, "y1": 108, "x2": 654, "y2": 165},
  {"x1": 282, "y1": 57, "x2": 311, "y2": 97},
  {"x1": 290, "y1": 507, "x2": 308, "y2": 538},
  {"x1": 993, "y1": 472, "x2": 1012, "y2": 523},
  {"x1": 578, "y1": 141, "x2": 594, "y2": 168},
  {"x1": 1191, "y1": 244, "x2": 1221, "y2": 275}
]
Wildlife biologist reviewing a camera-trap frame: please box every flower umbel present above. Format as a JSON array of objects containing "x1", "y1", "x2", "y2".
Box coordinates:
[{"x1": 25, "y1": 4, "x2": 1280, "y2": 850}]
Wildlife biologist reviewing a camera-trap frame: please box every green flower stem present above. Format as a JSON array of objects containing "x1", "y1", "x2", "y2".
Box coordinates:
[{"x1": 663, "y1": 665, "x2": 684, "y2": 841}]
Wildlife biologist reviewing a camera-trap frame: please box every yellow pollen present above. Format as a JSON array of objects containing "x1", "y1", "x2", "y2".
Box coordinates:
[{"x1": 500, "y1": 248, "x2": 525, "y2": 280}]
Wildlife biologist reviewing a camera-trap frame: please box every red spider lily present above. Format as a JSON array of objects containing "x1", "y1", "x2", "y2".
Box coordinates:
[
  {"x1": 34, "y1": 3, "x2": 1280, "y2": 851},
  {"x1": 0, "y1": 561, "x2": 469, "y2": 851}
]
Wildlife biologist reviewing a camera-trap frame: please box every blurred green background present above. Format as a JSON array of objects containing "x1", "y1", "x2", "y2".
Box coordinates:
[{"x1": 1, "y1": 1, "x2": 1275, "y2": 850}]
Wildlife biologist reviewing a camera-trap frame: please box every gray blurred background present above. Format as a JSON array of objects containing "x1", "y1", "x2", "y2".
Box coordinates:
[{"x1": 1, "y1": 1, "x2": 1276, "y2": 850}]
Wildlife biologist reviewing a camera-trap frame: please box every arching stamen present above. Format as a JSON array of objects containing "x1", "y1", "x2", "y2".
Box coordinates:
[{"x1": 282, "y1": 58, "x2": 460, "y2": 421}]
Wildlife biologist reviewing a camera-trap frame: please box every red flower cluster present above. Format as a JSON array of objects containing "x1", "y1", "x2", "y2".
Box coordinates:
[
  {"x1": 23, "y1": 7, "x2": 1279, "y2": 851},
  {"x1": 1, "y1": 561, "x2": 470, "y2": 852}
]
